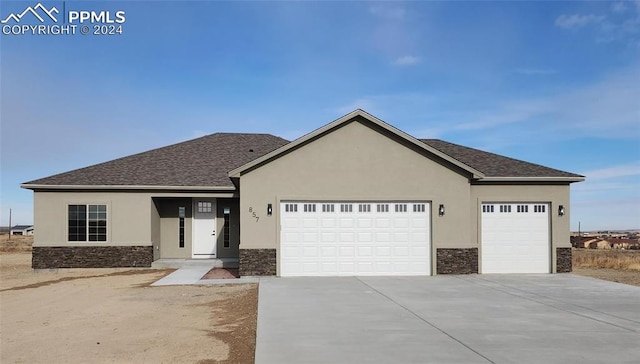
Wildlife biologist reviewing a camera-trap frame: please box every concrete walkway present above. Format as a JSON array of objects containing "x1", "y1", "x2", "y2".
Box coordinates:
[
  {"x1": 151, "y1": 260, "x2": 259, "y2": 286},
  {"x1": 256, "y1": 275, "x2": 640, "y2": 364}
]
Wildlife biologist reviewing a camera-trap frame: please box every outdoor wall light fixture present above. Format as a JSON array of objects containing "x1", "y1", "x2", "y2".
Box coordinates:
[
  {"x1": 438, "y1": 204, "x2": 445, "y2": 216},
  {"x1": 267, "y1": 203, "x2": 273, "y2": 216},
  {"x1": 558, "y1": 205, "x2": 565, "y2": 216}
]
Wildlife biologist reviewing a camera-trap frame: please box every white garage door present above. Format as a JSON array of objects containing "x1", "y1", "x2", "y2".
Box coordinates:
[
  {"x1": 280, "y1": 202, "x2": 431, "y2": 277},
  {"x1": 481, "y1": 203, "x2": 550, "y2": 273}
]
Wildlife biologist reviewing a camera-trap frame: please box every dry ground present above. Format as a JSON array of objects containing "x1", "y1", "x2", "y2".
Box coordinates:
[
  {"x1": 0, "y1": 235, "x2": 257, "y2": 364},
  {"x1": 572, "y1": 249, "x2": 640, "y2": 287}
]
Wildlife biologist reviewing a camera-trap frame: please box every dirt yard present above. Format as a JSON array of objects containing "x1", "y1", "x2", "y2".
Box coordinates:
[
  {"x1": 572, "y1": 249, "x2": 640, "y2": 287},
  {"x1": 0, "y1": 235, "x2": 257, "y2": 364}
]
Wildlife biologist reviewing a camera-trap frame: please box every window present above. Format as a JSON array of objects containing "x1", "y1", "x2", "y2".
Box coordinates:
[
  {"x1": 285, "y1": 203, "x2": 298, "y2": 212},
  {"x1": 68, "y1": 204, "x2": 107, "y2": 242},
  {"x1": 322, "y1": 204, "x2": 334, "y2": 212},
  {"x1": 394, "y1": 204, "x2": 407, "y2": 213},
  {"x1": 197, "y1": 201, "x2": 212, "y2": 213},
  {"x1": 413, "y1": 204, "x2": 426, "y2": 212},
  {"x1": 482, "y1": 205, "x2": 495, "y2": 213},
  {"x1": 376, "y1": 204, "x2": 389, "y2": 213},
  {"x1": 517, "y1": 205, "x2": 529, "y2": 213},
  {"x1": 340, "y1": 204, "x2": 353, "y2": 213},
  {"x1": 534, "y1": 205, "x2": 546, "y2": 213},
  {"x1": 358, "y1": 204, "x2": 371, "y2": 213},
  {"x1": 178, "y1": 207, "x2": 185, "y2": 248},
  {"x1": 223, "y1": 207, "x2": 230, "y2": 248},
  {"x1": 499, "y1": 205, "x2": 511, "y2": 213},
  {"x1": 303, "y1": 203, "x2": 316, "y2": 212}
]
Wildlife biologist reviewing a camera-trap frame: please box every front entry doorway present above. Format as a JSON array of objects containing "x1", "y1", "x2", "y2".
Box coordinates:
[{"x1": 193, "y1": 199, "x2": 217, "y2": 258}]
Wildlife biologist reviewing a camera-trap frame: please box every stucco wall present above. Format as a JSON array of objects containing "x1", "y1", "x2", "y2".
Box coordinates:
[
  {"x1": 470, "y1": 183, "x2": 572, "y2": 273},
  {"x1": 33, "y1": 191, "x2": 152, "y2": 247},
  {"x1": 151, "y1": 199, "x2": 161, "y2": 260},
  {"x1": 238, "y1": 121, "x2": 473, "y2": 267},
  {"x1": 158, "y1": 198, "x2": 193, "y2": 259}
]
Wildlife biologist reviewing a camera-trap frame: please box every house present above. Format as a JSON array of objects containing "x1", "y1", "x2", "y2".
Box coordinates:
[
  {"x1": 10, "y1": 225, "x2": 34, "y2": 236},
  {"x1": 21, "y1": 110, "x2": 584, "y2": 275}
]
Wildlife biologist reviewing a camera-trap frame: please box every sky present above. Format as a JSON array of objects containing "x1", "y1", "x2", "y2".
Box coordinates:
[{"x1": 1, "y1": 0, "x2": 639, "y2": 231}]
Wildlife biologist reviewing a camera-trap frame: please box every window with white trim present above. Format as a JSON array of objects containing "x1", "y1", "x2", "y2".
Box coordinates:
[
  {"x1": 413, "y1": 204, "x2": 426, "y2": 212},
  {"x1": 340, "y1": 204, "x2": 353, "y2": 213},
  {"x1": 197, "y1": 201, "x2": 212, "y2": 213},
  {"x1": 394, "y1": 204, "x2": 407, "y2": 213},
  {"x1": 322, "y1": 204, "x2": 334, "y2": 212},
  {"x1": 499, "y1": 205, "x2": 511, "y2": 213},
  {"x1": 358, "y1": 204, "x2": 371, "y2": 213},
  {"x1": 68, "y1": 204, "x2": 107, "y2": 242},
  {"x1": 534, "y1": 205, "x2": 546, "y2": 213},
  {"x1": 376, "y1": 204, "x2": 389, "y2": 212},
  {"x1": 303, "y1": 203, "x2": 316, "y2": 212},
  {"x1": 517, "y1": 205, "x2": 529, "y2": 213},
  {"x1": 285, "y1": 203, "x2": 297, "y2": 212},
  {"x1": 482, "y1": 205, "x2": 495, "y2": 213}
]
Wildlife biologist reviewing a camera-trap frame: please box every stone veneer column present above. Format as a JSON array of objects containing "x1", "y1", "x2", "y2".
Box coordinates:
[
  {"x1": 32, "y1": 246, "x2": 153, "y2": 269},
  {"x1": 436, "y1": 248, "x2": 479, "y2": 274},
  {"x1": 556, "y1": 247, "x2": 572, "y2": 273},
  {"x1": 239, "y1": 249, "x2": 276, "y2": 276}
]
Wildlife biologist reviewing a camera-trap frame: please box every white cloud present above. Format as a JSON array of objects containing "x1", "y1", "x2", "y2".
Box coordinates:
[
  {"x1": 555, "y1": 14, "x2": 605, "y2": 29},
  {"x1": 393, "y1": 55, "x2": 421, "y2": 66},
  {"x1": 556, "y1": 4, "x2": 640, "y2": 45},
  {"x1": 369, "y1": 5, "x2": 405, "y2": 20},
  {"x1": 579, "y1": 162, "x2": 640, "y2": 180},
  {"x1": 612, "y1": 1, "x2": 629, "y2": 13}
]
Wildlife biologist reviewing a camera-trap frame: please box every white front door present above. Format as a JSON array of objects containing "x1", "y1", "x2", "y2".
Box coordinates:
[{"x1": 193, "y1": 199, "x2": 216, "y2": 258}]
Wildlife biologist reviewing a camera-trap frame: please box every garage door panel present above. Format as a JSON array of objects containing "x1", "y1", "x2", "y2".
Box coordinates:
[
  {"x1": 357, "y1": 232, "x2": 373, "y2": 242},
  {"x1": 339, "y1": 246, "x2": 355, "y2": 256},
  {"x1": 481, "y1": 203, "x2": 550, "y2": 274},
  {"x1": 281, "y1": 201, "x2": 430, "y2": 276}
]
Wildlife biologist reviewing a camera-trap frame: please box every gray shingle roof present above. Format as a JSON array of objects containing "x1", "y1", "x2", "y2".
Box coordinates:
[
  {"x1": 421, "y1": 139, "x2": 583, "y2": 178},
  {"x1": 24, "y1": 133, "x2": 289, "y2": 187},
  {"x1": 23, "y1": 131, "x2": 582, "y2": 189}
]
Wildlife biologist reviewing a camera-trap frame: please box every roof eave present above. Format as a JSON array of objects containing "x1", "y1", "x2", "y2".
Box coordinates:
[
  {"x1": 229, "y1": 109, "x2": 485, "y2": 179},
  {"x1": 475, "y1": 176, "x2": 586, "y2": 183},
  {"x1": 20, "y1": 184, "x2": 237, "y2": 191}
]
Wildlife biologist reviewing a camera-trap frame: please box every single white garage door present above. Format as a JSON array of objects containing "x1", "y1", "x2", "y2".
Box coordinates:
[
  {"x1": 280, "y1": 202, "x2": 431, "y2": 277},
  {"x1": 481, "y1": 203, "x2": 550, "y2": 273}
]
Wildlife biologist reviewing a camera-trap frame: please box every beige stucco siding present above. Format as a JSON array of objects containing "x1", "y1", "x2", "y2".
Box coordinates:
[
  {"x1": 157, "y1": 198, "x2": 193, "y2": 259},
  {"x1": 33, "y1": 192, "x2": 240, "y2": 261},
  {"x1": 239, "y1": 121, "x2": 473, "y2": 255},
  {"x1": 470, "y1": 183, "x2": 572, "y2": 273},
  {"x1": 33, "y1": 191, "x2": 152, "y2": 247}
]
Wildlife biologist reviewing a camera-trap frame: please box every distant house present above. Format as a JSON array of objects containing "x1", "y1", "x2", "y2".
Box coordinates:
[{"x1": 10, "y1": 225, "x2": 34, "y2": 236}]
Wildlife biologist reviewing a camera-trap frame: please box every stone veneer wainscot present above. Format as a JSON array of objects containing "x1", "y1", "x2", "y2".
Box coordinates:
[{"x1": 32, "y1": 246, "x2": 153, "y2": 269}]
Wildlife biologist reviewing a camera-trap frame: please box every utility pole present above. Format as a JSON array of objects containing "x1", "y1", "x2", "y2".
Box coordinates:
[{"x1": 8, "y1": 208, "x2": 12, "y2": 242}]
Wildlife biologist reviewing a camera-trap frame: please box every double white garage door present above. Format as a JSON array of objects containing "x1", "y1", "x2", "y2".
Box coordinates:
[{"x1": 280, "y1": 202, "x2": 431, "y2": 276}]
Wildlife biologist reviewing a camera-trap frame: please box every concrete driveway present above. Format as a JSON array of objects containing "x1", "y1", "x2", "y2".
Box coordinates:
[{"x1": 256, "y1": 275, "x2": 640, "y2": 364}]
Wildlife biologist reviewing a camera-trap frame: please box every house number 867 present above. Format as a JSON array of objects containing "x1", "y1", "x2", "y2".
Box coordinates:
[{"x1": 248, "y1": 207, "x2": 259, "y2": 222}]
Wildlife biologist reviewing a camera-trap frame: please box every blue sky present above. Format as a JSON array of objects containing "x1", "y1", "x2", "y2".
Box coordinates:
[{"x1": 1, "y1": 0, "x2": 639, "y2": 230}]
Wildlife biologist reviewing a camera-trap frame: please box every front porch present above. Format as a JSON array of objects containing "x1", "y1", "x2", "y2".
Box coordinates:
[{"x1": 151, "y1": 196, "x2": 240, "y2": 261}]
